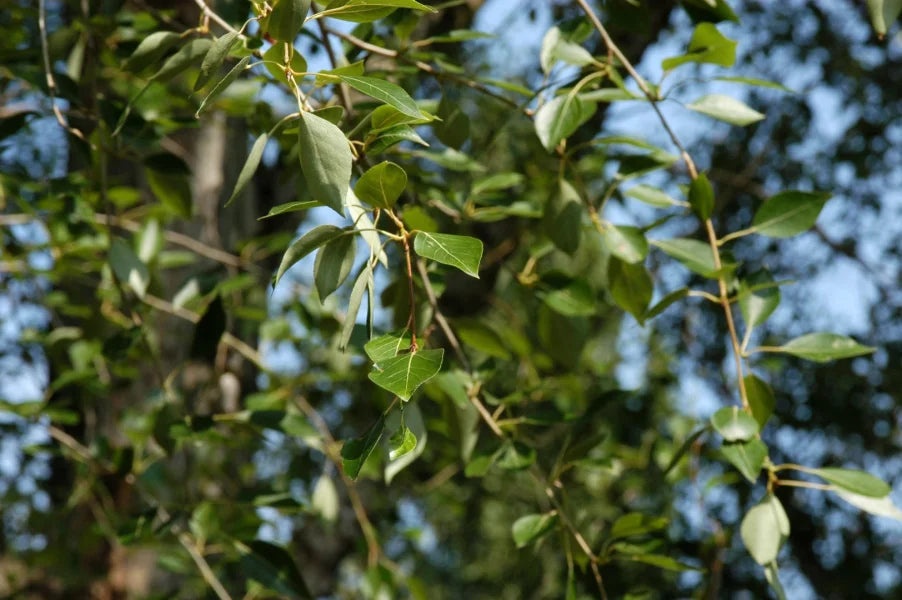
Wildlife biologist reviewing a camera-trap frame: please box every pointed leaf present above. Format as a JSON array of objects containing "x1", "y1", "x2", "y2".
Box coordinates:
[
  {"x1": 275, "y1": 225, "x2": 345, "y2": 286},
  {"x1": 738, "y1": 270, "x2": 781, "y2": 327},
  {"x1": 298, "y1": 111, "x2": 352, "y2": 215},
  {"x1": 609, "y1": 513, "x2": 669, "y2": 540},
  {"x1": 651, "y1": 238, "x2": 720, "y2": 278},
  {"x1": 238, "y1": 540, "x2": 312, "y2": 599},
  {"x1": 323, "y1": 0, "x2": 436, "y2": 23},
  {"x1": 368, "y1": 348, "x2": 444, "y2": 401},
  {"x1": 662, "y1": 23, "x2": 736, "y2": 70},
  {"x1": 152, "y1": 38, "x2": 212, "y2": 82},
  {"x1": 385, "y1": 402, "x2": 427, "y2": 483},
  {"x1": 341, "y1": 415, "x2": 385, "y2": 479},
  {"x1": 196, "y1": 55, "x2": 250, "y2": 116},
  {"x1": 226, "y1": 133, "x2": 269, "y2": 207},
  {"x1": 744, "y1": 374, "x2": 775, "y2": 428},
  {"x1": 534, "y1": 94, "x2": 596, "y2": 152},
  {"x1": 545, "y1": 180, "x2": 583, "y2": 254},
  {"x1": 740, "y1": 493, "x2": 790, "y2": 565},
  {"x1": 813, "y1": 468, "x2": 891, "y2": 498},
  {"x1": 605, "y1": 225, "x2": 649, "y2": 263},
  {"x1": 721, "y1": 438, "x2": 767, "y2": 482},
  {"x1": 314, "y1": 234, "x2": 357, "y2": 300},
  {"x1": 774, "y1": 332, "x2": 875, "y2": 363},
  {"x1": 867, "y1": 0, "x2": 902, "y2": 36},
  {"x1": 355, "y1": 161, "x2": 407, "y2": 209},
  {"x1": 608, "y1": 256, "x2": 653, "y2": 323},
  {"x1": 346, "y1": 189, "x2": 388, "y2": 267},
  {"x1": 644, "y1": 287, "x2": 689, "y2": 321},
  {"x1": 512, "y1": 513, "x2": 558, "y2": 548},
  {"x1": 625, "y1": 184, "x2": 683, "y2": 208},
  {"x1": 834, "y1": 489, "x2": 902, "y2": 520},
  {"x1": 339, "y1": 263, "x2": 371, "y2": 351},
  {"x1": 338, "y1": 75, "x2": 422, "y2": 119},
  {"x1": 687, "y1": 94, "x2": 765, "y2": 126},
  {"x1": 123, "y1": 31, "x2": 182, "y2": 73},
  {"x1": 269, "y1": 0, "x2": 311, "y2": 42},
  {"x1": 689, "y1": 172, "x2": 714, "y2": 220},
  {"x1": 710, "y1": 406, "x2": 759, "y2": 441},
  {"x1": 413, "y1": 232, "x2": 483, "y2": 278},
  {"x1": 259, "y1": 200, "x2": 320, "y2": 219},
  {"x1": 765, "y1": 562, "x2": 789, "y2": 600},
  {"x1": 752, "y1": 191, "x2": 830, "y2": 238},
  {"x1": 195, "y1": 31, "x2": 239, "y2": 90},
  {"x1": 388, "y1": 425, "x2": 416, "y2": 461},
  {"x1": 109, "y1": 239, "x2": 149, "y2": 299},
  {"x1": 364, "y1": 331, "x2": 412, "y2": 364}
]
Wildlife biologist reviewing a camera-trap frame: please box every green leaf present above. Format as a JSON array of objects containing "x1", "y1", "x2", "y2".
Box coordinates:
[
  {"x1": 605, "y1": 225, "x2": 649, "y2": 264},
  {"x1": 540, "y1": 26, "x2": 595, "y2": 73},
  {"x1": 471, "y1": 172, "x2": 524, "y2": 195},
  {"x1": 765, "y1": 562, "x2": 789, "y2": 600},
  {"x1": 341, "y1": 415, "x2": 385, "y2": 479},
  {"x1": 609, "y1": 513, "x2": 669, "y2": 540},
  {"x1": 663, "y1": 426, "x2": 709, "y2": 475},
  {"x1": 269, "y1": 0, "x2": 311, "y2": 42},
  {"x1": 618, "y1": 554, "x2": 702, "y2": 572},
  {"x1": 511, "y1": 513, "x2": 558, "y2": 548},
  {"x1": 834, "y1": 489, "x2": 902, "y2": 520},
  {"x1": 144, "y1": 154, "x2": 192, "y2": 218},
  {"x1": 738, "y1": 270, "x2": 781, "y2": 328},
  {"x1": 385, "y1": 402, "x2": 426, "y2": 483},
  {"x1": 545, "y1": 180, "x2": 583, "y2": 254},
  {"x1": 744, "y1": 374, "x2": 775, "y2": 428},
  {"x1": 644, "y1": 287, "x2": 689, "y2": 321},
  {"x1": 258, "y1": 200, "x2": 320, "y2": 219},
  {"x1": 867, "y1": 0, "x2": 902, "y2": 36},
  {"x1": 355, "y1": 161, "x2": 407, "y2": 209},
  {"x1": 238, "y1": 540, "x2": 312, "y2": 599},
  {"x1": 454, "y1": 319, "x2": 511, "y2": 359},
  {"x1": 123, "y1": 31, "x2": 182, "y2": 73},
  {"x1": 315, "y1": 61, "x2": 365, "y2": 86},
  {"x1": 194, "y1": 31, "x2": 239, "y2": 90},
  {"x1": 388, "y1": 425, "x2": 416, "y2": 461},
  {"x1": 688, "y1": 173, "x2": 714, "y2": 220},
  {"x1": 311, "y1": 475, "x2": 339, "y2": 522},
  {"x1": 625, "y1": 184, "x2": 683, "y2": 208},
  {"x1": 715, "y1": 76, "x2": 794, "y2": 92},
  {"x1": 339, "y1": 264, "x2": 371, "y2": 351},
  {"x1": 661, "y1": 23, "x2": 736, "y2": 70},
  {"x1": 152, "y1": 38, "x2": 212, "y2": 82},
  {"x1": 413, "y1": 232, "x2": 483, "y2": 278},
  {"x1": 370, "y1": 104, "x2": 432, "y2": 132},
  {"x1": 813, "y1": 468, "x2": 891, "y2": 498},
  {"x1": 109, "y1": 239, "x2": 149, "y2": 299},
  {"x1": 496, "y1": 441, "x2": 536, "y2": 470},
  {"x1": 541, "y1": 278, "x2": 596, "y2": 317},
  {"x1": 608, "y1": 256, "x2": 653, "y2": 323},
  {"x1": 275, "y1": 225, "x2": 346, "y2": 287},
  {"x1": 314, "y1": 233, "x2": 357, "y2": 300},
  {"x1": 435, "y1": 96, "x2": 470, "y2": 149},
  {"x1": 773, "y1": 332, "x2": 875, "y2": 363},
  {"x1": 323, "y1": 0, "x2": 436, "y2": 23},
  {"x1": 682, "y1": 0, "x2": 739, "y2": 23},
  {"x1": 346, "y1": 189, "x2": 388, "y2": 267},
  {"x1": 298, "y1": 111, "x2": 352, "y2": 215},
  {"x1": 721, "y1": 438, "x2": 767, "y2": 483},
  {"x1": 263, "y1": 43, "x2": 308, "y2": 86},
  {"x1": 687, "y1": 94, "x2": 765, "y2": 126},
  {"x1": 651, "y1": 238, "x2": 719, "y2": 278},
  {"x1": 337, "y1": 75, "x2": 422, "y2": 119},
  {"x1": 534, "y1": 94, "x2": 596, "y2": 152},
  {"x1": 751, "y1": 191, "x2": 830, "y2": 238},
  {"x1": 226, "y1": 133, "x2": 268, "y2": 207},
  {"x1": 364, "y1": 331, "x2": 412, "y2": 364},
  {"x1": 710, "y1": 406, "x2": 759, "y2": 442},
  {"x1": 195, "y1": 55, "x2": 250, "y2": 116},
  {"x1": 368, "y1": 349, "x2": 444, "y2": 401},
  {"x1": 367, "y1": 125, "x2": 429, "y2": 153},
  {"x1": 740, "y1": 493, "x2": 789, "y2": 566}
]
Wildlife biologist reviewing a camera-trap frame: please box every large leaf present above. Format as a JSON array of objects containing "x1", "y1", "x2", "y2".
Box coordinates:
[
  {"x1": 413, "y1": 232, "x2": 483, "y2": 278},
  {"x1": 687, "y1": 94, "x2": 765, "y2": 126},
  {"x1": 511, "y1": 513, "x2": 558, "y2": 548},
  {"x1": 269, "y1": 0, "x2": 311, "y2": 42},
  {"x1": 338, "y1": 75, "x2": 422, "y2": 119},
  {"x1": 275, "y1": 225, "x2": 346, "y2": 286},
  {"x1": 298, "y1": 111, "x2": 352, "y2": 215},
  {"x1": 545, "y1": 180, "x2": 583, "y2": 254},
  {"x1": 238, "y1": 540, "x2": 312, "y2": 599},
  {"x1": 368, "y1": 348, "x2": 444, "y2": 401},
  {"x1": 341, "y1": 415, "x2": 385, "y2": 479},
  {"x1": 710, "y1": 406, "x2": 759, "y2": 442},
  {"x1": 355, "y1": 161, "x2": 407, "y2": 209},
  {"x1": 364, "y1": 331, "x2": 412, "y2": 364},
  {"x1": 322, "y1": 0, "x2": 436, "y2": 23},
  {"x1": 314, "y1": 233, "x2": 357, "y2": 300},
  {"x1": 751, "y1": 191, "x2": 830, "y2": 238},
  {"x1": 534, "y1": 94, "x2": 596, "y2": 152},
  {"x1": 812, "y1": 468, "x2": 891, "y2": 498},
  {"x1": 662, "y1": 23, "x2": 736, "y2": 70},
  {"x1": 740, "y1": 493, "x2": 790, "y2": 566},
  {"x1": 773, "y1": 332, "x2": 875, "y2": 362},
  {"x1": 721, "y1": 438, "x2": 767, "y2": 482}
]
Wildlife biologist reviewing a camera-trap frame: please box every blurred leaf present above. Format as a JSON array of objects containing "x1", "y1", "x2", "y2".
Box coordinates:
[
  {"x1": 311, "y1": 475, "x2": 339, "y2": 522},
  {"x1": 744, "y1": 374, "x2": 775, "y2": 428},
  {"x1": 109, "y1": 239, "x2": 149, "y2": 299},
  {"x1": 662, "y1": 23, "x2": 736, "y2": 70},
  {"x1": 687, "y1": 94, "x2": 765, "y2": 126},
  {"x1": 752, "y1": 191, "x2": 830, "y2": 238},
  {"x1": 772, "y1": 333, "x2": 875, "y2": 362},
  {"x1": 721, "y1": 438, "x2": 767, "y2": 482},
  {"x1": 238, "y1": 540, "x2": 312, "y2": 599},
  {"x1": 535, "y1": 94, "x2": 596, "y2": 151},
  {"x1": 608, "y1": 256, "x2": 652, "y2": 322},
  {"x1": 314, "y1": 233, "x2": 357, "y2": 300},
  {"x1": 813, "y1": 468, "x2": 891, "y2": 498},
  {"x1": 194, "y1": 31, "x2": 239, "y2": 90},
  {"x1": 740, "y1": 493, "x2": 789, "y2": 565},
  {"x1": 710, "y1": 406, "x2": 759, "y2": 441},
  {"x1": 688, "y1": 172, "x2": 714, "y2": 220},
  {"x1": 605, "y1": 225, "x2": 649, "y2": 264},
  {"x1": 341, "y1": 416, "x2": 386, "y2": 479},
  {"x1": 269, "y1": 0, "x2": 311, "y2": 42},
  {"x1": 511, "y1": 512, "x2": 558, "y2": 548}
]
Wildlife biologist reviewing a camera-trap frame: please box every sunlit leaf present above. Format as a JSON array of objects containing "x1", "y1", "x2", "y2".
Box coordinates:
[
  {"x1": 413, "y1": 232, "x2": 483, "y2": 278},
  {"x1": 368, "y1": 349, "x2": 444, "y2": 401}
]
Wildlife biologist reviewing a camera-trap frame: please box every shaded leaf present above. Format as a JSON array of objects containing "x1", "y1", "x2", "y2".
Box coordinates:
[
  {"x1": 226, "y1": 133, "x2": 269, "y2": 207},
  {"x1": 195, "y1": 55, "x2": 250, "y2": 116},
  {"x1": 605, "y1": 225, "x2": 649, "y2": 264},
  {"x1": 194, "y1": 31, "x2": 239, "y2": 90},
  {"x1": 738, "y1": 270, "x2": 781, "y2": 328},
  {"x1": 609, "y1": 513, "x2": 669, "y2": 540},
  {"x1": 710, "y1": 406, "x2": 759, "y2": 441},
  {"x1": 311, "y1": 476, "x2": 339, "y2": 522},
  {"x1": 314, "y1": 233, "x2": 357, "y2": 300},
  {"x1": 608, "y1": 256, "x2": 653, "y2": 323},
  {"x1": 644, "y1": 287, "x2": 689, "y2": 321},
  {"x1": 721, "y1": 438, "x2": 767, "y2": 483},
  {"x1": 123, "y1": 31, "x2": 182, "y2": 73},
  {"x1": 545, "y1": 180, "x2": 583, "y2": 254},
  {"x1": 413, "y1": 232, "x2": 483, "y2": 278},
  {"x1": 662, "y1": 23, "x2": 736, "y2": 70},
  {"x1": 298, "y1": 111, "x2": 352, "y2": 215},
  {"x1": 355, "y1": 161, "x2": 407, "y2": 209},
  {"x1": 269, "y1": 0, "x2": 311, "y2": 42},
  {"x1": 341, "y1": 415, "x2": 385, "y2": 479},
  {"x1": 238, "y1": 540, "x2": 312, "y2": 599},
  {"x1": 534, "y1": 94, "x2": 596, "y2": 152},
  {"x1": 541, "y1": 278, "x2": 596, "y2": 317},
  {"x1": 512, "y1": 513, "x2": 558, "y2": 548},
  {"x1": 744, "y1": 374, "x2": 775, "y2": 428},
  {"x1": 688, "y1": 172, "x2": 714, "y2": 220},
  {"x1": 275, "y1": 225, "x2": 346, "y2": 287},
  {"x1": 109, "y1": 239, "x2": 149, "y2": 299},
  {"x1": 385, "y1": 402, "x2": 427, "y2": 483}
]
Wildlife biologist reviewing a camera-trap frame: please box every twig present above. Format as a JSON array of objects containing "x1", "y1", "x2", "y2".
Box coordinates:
[
  {"x1": 191, "y1": 0, "x2": 241, "y2": 35},
  {"x1": 179, "y1": 533, "x2": 234, "y2": 600},
  {"x1": 415, "y1": 258, "x2": 470, "y2": 371}
]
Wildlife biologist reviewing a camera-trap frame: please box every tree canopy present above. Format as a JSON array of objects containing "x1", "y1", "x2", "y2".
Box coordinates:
[{"x1": 2, "y1": 0, "x2": 902, "y2": 598}]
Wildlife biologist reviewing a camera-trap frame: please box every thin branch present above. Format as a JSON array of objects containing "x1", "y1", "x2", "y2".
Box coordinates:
[
  {"x1": 179, "y1": 533, "x2": 234, "y2": 600},
  {"x1": 191, "y1": 0, "x2": 241, "y2": 35},
  {"x1": 415, "y1": 258, "x2": 470, "y2": 371}
]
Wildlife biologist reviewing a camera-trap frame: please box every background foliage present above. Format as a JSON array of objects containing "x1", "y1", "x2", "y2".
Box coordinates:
[{"x1": 2, "y1": 0, "x2": 902, "y2": 598}]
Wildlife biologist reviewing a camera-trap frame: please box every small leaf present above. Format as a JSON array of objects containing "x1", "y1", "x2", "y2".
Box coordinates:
[
  {"x1": 263, "y1": 43, "x2": 308, "y2": 86},
  {"x1": 541, "y1": 278, "x2": 597, "y2": 317},
  {"x1": 721, "y1": 438, "x2": 767, "y2": 483},
  {"x1": 364, "y1": 331, "x2": 412, "y2": 364},
  {"x1": 710, "y1": 406, "x2": 759, "y2": 442},
  {"x1": 738, "y1": 270, "x2": 781, "y2": 328},
  {"x1": 258, "y1": 200, "x2": 320, "y2": 219},
  {"x1": 644, "y1": 287, "x2": 689, "y2": 321},
  {"x1": 388, "y1": 425, "x2": 416, "y2": 461},
  {"x1": 226, "y1": 133, "x2": 269, "y2": 207},
  {"x1": 545, "y1": 180, "x2": 583, "y2": 254},
  {"x1": 339, "y1": 264, "x2": 371, "y2": 351},
  {"x1": 663, "y1": 426, "x2": 709, "y2": 475},
  {"x1": 196, "y1": 55, "x2": 250, "y2": 116},
  {"x1": 195, "y1": 31, "x2": 239, "y2": 90},
  {"x1": 534, "y1": 94, "x2": 596, "y2": 152},
  {"x1": 625, "y1": 184, "x2": 683, "y2": 208},
  {"x1": 269, "y1": 0, "x2": 311, "y2": 42},
  {"x1": 368, "y1": 349, "x2": 444, "y2": 401},
  {"x1": 152, "y1": 38, "x2": 212, "y2": 82},
  {"x1": 765, "y1": 562, "x2": 789, "y2": 600},
  {"x1": 651, "y1": 238, "x2": 719, "y2": 278},
  {"x1": 687, "y1": 94, "x2": 765, "y2": 126},
  {"x1": 496, "y1": 441, "x2": 536, "y2": 470},
  {"x1": 744, "y1": 374, "x2": 775, "y2": 428},
  {"x1": 346, "y1": 189, "x2": 388, "y2": 267},
  {"x1": 605, "y1": 225, "x2": 649, "y2": 264},
  {"x1": 540, "y1": 26, "x2": 595, "y2": 73},
  {"x1": 608, "y1": 256, "x2": 653, "y2": 323},
  {"x1": 834, "y1": 489, "x2": 902, "y2": 520},
  {"x1": 751, "y1": 191, "x2": 830, "y2": 238},
  {"x1": 298, "y1": 111, "x2": 353, "y2": 215},
  {"x1": 314, "y1": 234, "x2": 357, "y2": 300},
  {"x1": 109, "y1": 239, "x2": 149, "y2": 299},
  {"x1": 275, "y1": 225, "x2": 346, "y2": 287},
  {"x1": 413, "y1": 232, "x2": 483, "y2": 278},
  {"x1": 238, "y1": 540, "x2": 312, "y2": 599},
  {"x1": 867, "y1": 0, "x2": 902, "y2": 36},
  {"x1": 323, "y1": 0, "x2": 436, "y2": 23},
  {"x1": 813, "y1": 468, "x2": 891, "y2": 498},
  {"x1": 355, "y1": 161, "x2": 407, "y2": 209},
  {"x1": 773, "y1": 332, "x2": 875, "y2": 363},
  {"x1": 661, "y1": 23, "x2": 737, "y2": 70},
  {"x1": 341, "y1": 415, "x2": 385, "y2": 479},
  {"x1": 609, "y1": 513, "x2": 669, "y2": 540},
  {"x1": 385, "y1": 402, "x2": 427, "y2": 483},
  {"x1": 311, "y1": 475, "x2": 339, "y2": 522},
  {"x1": 366, "y1": 124, "x2": 429, "y2": 154},
  {"x1": 715, "y1": 76, "x2": 794, "y2": 92},
  {"x1": 512, "y1": 513, "x2": 558, "y2": 548},
  {"x1": 123, "y1": 31, "x2": 182, "y2": 73},
  {"x1": 454, "y1": 319, "x2": 511, "y2": 359},
  {"x1": 338, "y1": 75, "x2": 422, "y2": 119},
  {"x1": 688, "y1": 173, "x2": 714, "y2": 220},
  {"x1": 618, "y1": 554, "x2": 702, "y2": 572},
  {"x1": 740, "y1": 493, "x2": 790, "y2": 566}
]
